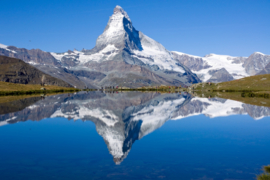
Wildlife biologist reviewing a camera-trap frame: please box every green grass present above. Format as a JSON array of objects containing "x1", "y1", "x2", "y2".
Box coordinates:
[
  {"x1": 192, "y1": 74, "x2": 270, "y2": 92},
  {"x1": 0, "y1": 81, "x2": 79, "y2": 96}
]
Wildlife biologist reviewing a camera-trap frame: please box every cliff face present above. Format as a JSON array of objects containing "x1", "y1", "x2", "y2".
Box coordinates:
[{"x1": 0, "y1": 56, "x2": 72, "y2": 87}]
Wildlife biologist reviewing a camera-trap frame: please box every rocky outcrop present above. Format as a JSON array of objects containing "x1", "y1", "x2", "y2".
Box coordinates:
[
  {"x1": 243, "y1": 52, "x2": 270, "y2": 75},
  {"x1": 172, "y1": 52, "x2": 211, "y2": 71},
  {"x1": 256, "y1": 61, "x2": 270, "y2": 75},
  {"x1": 207, "y1": 68, "x2": 234, "y2": 83},
  {"x1": 0, "y1": 56, "x2": 72, "y2": 87}
]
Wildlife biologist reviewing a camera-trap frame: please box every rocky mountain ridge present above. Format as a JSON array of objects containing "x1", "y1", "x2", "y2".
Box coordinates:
[{"x1": 172, "y1": 51, "x2": 270, "y2": 83}]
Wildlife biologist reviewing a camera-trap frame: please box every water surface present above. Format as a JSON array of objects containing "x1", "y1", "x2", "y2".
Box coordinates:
[{"x1": 0, "y1": 92, "x2": 269, "y2": 179}]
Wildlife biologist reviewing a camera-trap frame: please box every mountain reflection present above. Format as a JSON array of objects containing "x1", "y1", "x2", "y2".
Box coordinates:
[{"x1": 0, "y1": 91, "x2": 270, "y2": 164}]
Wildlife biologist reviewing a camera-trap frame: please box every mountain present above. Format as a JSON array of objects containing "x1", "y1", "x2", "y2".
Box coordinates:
[
  {"x1": 0, "y1": 44, "x2": 88, "y2": 88},
  {"x1": 49, "y1": 6, "x2": 200, "y2": 88},
  {"x1": 0, "y1": 56, "x2": 72, "y2": 87},
  {"x1": 1, "y1": 6, "x2": 269, "y2": 85},
  {"x1": 244, "y1": 52, "x2": 270, "y2": 75},
  {"x1": 172, "y1": 51, "x2": 270, "y2": 83},
  {"x1": 206, "y1": 68, "x2": 234, "y2": 83},
  {"x1": 0, "y1": 44, "x2": 60, "y2": 66},
  {"x1": 0, "y1": 6, "x2": 200, "y2": 88},
  {"x1": 256, "y1": 55, "x2": 270, "y2": 75}
]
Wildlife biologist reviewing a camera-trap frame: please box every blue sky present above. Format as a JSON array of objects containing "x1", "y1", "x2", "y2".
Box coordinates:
[{"x1": 0, "y1": 0, "x2": 269, "y2": 57}]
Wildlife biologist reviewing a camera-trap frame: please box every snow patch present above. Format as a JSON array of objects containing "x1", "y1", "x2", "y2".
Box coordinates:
[{"x1": 0, "y1": 43, "x2": 17, "y2": 53}]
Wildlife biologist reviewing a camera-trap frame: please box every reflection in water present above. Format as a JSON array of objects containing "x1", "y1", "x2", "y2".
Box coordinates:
[
  {"x1": 0, "y1": 91, "x2": 270, "y2": 164},
  {"x1": 257, "y1": 165, "x2": 270, "y2": 180}
]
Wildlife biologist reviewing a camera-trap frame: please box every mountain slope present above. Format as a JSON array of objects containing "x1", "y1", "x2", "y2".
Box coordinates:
[
  {"x1": 0, "y1": 56, "x2": 72, "y2": 87},
  {"x1": 0, "y1": 44, "x2": 89, "y2": 88},
  {"x1": 192, "y1": 74, "x2": 270, "y2": 92}
]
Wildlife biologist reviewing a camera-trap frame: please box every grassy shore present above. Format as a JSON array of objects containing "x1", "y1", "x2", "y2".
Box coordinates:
[
  {"x1": 0, "y1": 81, "x2": 79, "y2": 96},
  {"x1": 191, "y1": 74, "x2": 270, "y2": 92}
]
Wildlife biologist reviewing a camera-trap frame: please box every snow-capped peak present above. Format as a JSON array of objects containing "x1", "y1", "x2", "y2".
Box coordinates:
[
  {"x1": 0, "y1": 43, "x2": 8, "y2": 49},
  {"x1": 254, "y1": 52, "x2": 265, "y2": 55},
  {"x1": 94, "y1": 5, "x2": 141, "y2": 51},
  {"x1": 113, "y1": 5, "x2": 131, "y2": 22},
  {"x1": 0, "y1": 43, "x2": 17, "y2": 53}
]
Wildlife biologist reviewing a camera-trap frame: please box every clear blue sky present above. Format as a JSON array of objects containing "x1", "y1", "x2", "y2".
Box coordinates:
[{"x1": 1, "y1": 0, "x2": 269, "y2": 57}]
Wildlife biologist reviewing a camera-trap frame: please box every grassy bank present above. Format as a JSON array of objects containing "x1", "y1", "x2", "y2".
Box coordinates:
[
  {"x1": 0, "y1": 81, "x2": 79, "y2": 96},
  {"x1": 191, "y1": 74, "x2": 270, "y2": 92}
]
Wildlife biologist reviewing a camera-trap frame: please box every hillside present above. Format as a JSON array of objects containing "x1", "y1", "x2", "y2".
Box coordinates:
[
  {"x1": 192, "y1": 74, "x2": 270, "y2": 92},
  {"x1": 0, "y1": 56, "x2": 72, "y2": 87}
]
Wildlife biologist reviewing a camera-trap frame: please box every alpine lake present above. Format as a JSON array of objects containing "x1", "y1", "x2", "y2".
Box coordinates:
[{"x1": 0, "y1": 91, "x2": 270, "y2": 180}]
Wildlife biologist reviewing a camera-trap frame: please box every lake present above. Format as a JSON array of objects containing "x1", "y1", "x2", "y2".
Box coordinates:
[{"x1": 0, "y1": 91, "x2": 270, "y2": 180}]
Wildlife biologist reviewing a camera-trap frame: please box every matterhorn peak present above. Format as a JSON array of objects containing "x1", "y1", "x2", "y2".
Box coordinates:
[
  {"x1": 113, "y1": 5, "x2": 131, "y2": 22},
  {"x1": 94, "y1": 5, "x2": 142, "y2": 51}
]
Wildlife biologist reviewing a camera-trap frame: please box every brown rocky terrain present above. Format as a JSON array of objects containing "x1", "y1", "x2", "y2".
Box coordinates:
[{"x1": 0, "y1": 56, "x2": 72, "y2": 87}]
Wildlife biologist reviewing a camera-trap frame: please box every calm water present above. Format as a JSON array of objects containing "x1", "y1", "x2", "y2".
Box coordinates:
[{"x1": 0, "y1": 91, "x2": 270, "y2": 180}]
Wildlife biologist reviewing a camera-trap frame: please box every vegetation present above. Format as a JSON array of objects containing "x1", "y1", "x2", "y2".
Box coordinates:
[
  {"x1": 0, "y1": 81, "x2": 79, "y2": 96},
  {"x1": 257, "y1": 165, "x2": 270, "y2": 180},
  {"x1": 192, "y1": 74, "x2": 270, "y2": 92}
]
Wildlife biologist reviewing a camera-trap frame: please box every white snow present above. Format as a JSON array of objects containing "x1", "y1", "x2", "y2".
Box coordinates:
[
  {"x1": 0, "y1": 43, "x2": 17, "y2": 53},
  {"x1": 28, "y1": 61, "x2": 38, "y2": 65},
  {"x1": 100, "y1": 44, "x2": 118, "y2": 53},
  {"x1": 133, "y1": 33, "x2": 185, "y2": 73},
  {"x1": 28, "y1": 105, "x2": 38, "y2": 109},
  {"x1": 1, "y1": 116, "x2": 18, "y2": 126},
  {"x1": 51, "y1": 7, "x2": 186, "y2": 73},
  {"x1": 172, "y1": 51, "x2": 249, "y2": 81},
  {"x1": 254, "y1": 52, "x2": 265, "y2": 55},
  {"x1": 50, "y1": 52, "x2": 65, "y2": 61},
  {"x1": 198, "y1": 54, "x2": 248, "y2": 81},
  {"x1": 51, "y1": 45, "x2": 119, "y2": 64},
  {"x1": 95, "y1": 7, "x2": 128, "y2": 48},
  {"x1": 171, "y1": 51, "x2": 201, "y2": 58},
  {"x1": 171, "y1": 97, "x2": 245, "y2": 120},
  {"x1": 0, "y1": 43, "x2": 8, "y2": 49},
  {"x1": 0, "y1": 121, "x2": 8, "y2": 127},
  {"x1": 51, "y1": 105, "x2": 119, "y2": 126},
  {"x1": 131, "y1": 98, "x2": 186, "y2": 138}
]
